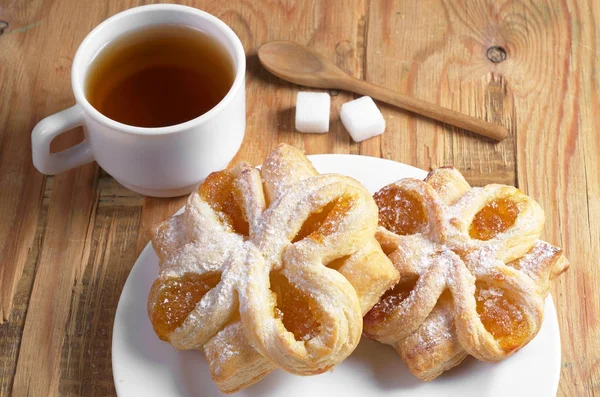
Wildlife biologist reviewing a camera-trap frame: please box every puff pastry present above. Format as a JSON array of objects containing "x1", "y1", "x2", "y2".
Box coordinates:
[
  {"x1": 364, "y1": 167, "x2": 569, "y2": 380},
  {"x1": 147, "y1": 144, "x2": 399, "y2": 393}
]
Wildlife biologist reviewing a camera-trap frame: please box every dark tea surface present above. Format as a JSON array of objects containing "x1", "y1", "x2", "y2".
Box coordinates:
[{"x1": 86, "y1": 25, "x2": 234, "y2": 128}]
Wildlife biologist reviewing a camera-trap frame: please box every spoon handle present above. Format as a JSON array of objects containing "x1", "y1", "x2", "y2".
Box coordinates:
[{"x1": 341, "y1": 77, "x2": 508, "y2": 141}]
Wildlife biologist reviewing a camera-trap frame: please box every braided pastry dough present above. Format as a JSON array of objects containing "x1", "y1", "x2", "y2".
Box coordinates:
[
  {"x1": 364, "y1": 167, "x2": 569, "y2": 381},
  {"x1": 148, "y1": 144, "x2": 398, "y2": 393}
]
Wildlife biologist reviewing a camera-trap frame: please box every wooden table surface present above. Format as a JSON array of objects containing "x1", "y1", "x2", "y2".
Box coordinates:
[{"x1": 0, "y1": 0, "x2": 598, "y2": 396}]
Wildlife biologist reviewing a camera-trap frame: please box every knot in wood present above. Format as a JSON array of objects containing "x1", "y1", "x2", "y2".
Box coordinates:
[
  {"x1": 486, "y1": 46, "x2": 507, "y2": 63},
  {"x1": 0, "y1": 21, "x2": 8, "y2": 36}
]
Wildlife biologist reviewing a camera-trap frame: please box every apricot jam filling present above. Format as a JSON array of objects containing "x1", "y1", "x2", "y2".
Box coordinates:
[
  {"x1": 293, "y1": 196, "x2": 355, "y2": 243},
  {"x1": 374, "y1": 187, "x2": 427, "y2": 235},
  {"x1": 151, "y1": 272, "x2": 221, "y2": 341},
  {"x1": 364, "y1": 277, "x2": 418, "y2": 326},
  {"x1": 469, "y1": 197, "x2": 520, "y2": 241},
  {"x1": 200, "y1": 170, "x2": 250, "y2": 235},
  {"x1": 475, "y1": 281, "x2": 531, "y2": 352},
  {"x1": 270, "y1": 272, "x2": 321, "y2": 341}
]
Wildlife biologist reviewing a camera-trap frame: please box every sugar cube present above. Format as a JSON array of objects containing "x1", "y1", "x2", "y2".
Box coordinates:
[
  {"x1": 340, "y1": 96, "x2": 385, "y2": 142},
  {"x1": 295, "y1": 91, "x2": 330, "y2": 133}
]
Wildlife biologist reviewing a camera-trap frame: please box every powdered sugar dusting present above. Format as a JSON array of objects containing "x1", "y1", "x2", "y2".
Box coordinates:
[
  {"x1": 368, "y1": 168, "x2": 564, "y2": 370},
  {"x1": 509, "y1": 241, "x2": 561, "y2": 281},
  {"x1": 206, "y1": 324, "x2": 243, "y2": 376},
  {"x1": 477, "y1": 286, "x2": 503, "y2": 300},
  {"x1": 414, "y1": 311, "x2": 454, "y2": 350},
  {"x1": 149, "y1": 145, "x2": 387, "y2": 384}
]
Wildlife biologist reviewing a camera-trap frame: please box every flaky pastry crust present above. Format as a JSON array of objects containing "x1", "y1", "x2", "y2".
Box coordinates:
[
  {"x1": 364, "y1": 167, "x2": 569, "y2": 381},
  {"x1": 147, "y1": 144, "x2": 398, "y2": 392}
]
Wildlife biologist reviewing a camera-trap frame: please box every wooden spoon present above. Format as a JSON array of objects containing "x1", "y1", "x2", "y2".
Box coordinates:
[{"x1": 258, "y1": 41, "x2": 508, "y2": 141}]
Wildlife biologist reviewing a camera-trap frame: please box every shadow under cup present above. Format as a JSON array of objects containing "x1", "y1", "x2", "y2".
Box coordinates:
[{"x1": 72, "y1": 5, "x2": 246, "y2": 197}]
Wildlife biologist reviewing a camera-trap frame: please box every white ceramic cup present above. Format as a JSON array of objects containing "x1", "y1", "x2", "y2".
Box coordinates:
[{"x1": 31, "y1": 4, "x2": 246, "y2": 197}]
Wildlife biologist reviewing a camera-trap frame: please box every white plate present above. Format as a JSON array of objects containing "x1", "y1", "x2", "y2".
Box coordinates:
[{"x1": 112, "y1": 154, "x2": 561, "y2": 397}]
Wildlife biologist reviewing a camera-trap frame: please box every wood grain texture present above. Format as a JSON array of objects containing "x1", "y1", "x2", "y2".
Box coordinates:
[
  {"x1": 511, "y1": 1, "x2": 600, "y2": 394},
  {"x1": 364, "y1": 0, "x2": 519, "y2": 185},
  {"x1": 0, "y1": 0, "x2": 47, "y2": 323},
  {"x1": 366, "y1": 0, "x2": 599, "y2": 394},
  {"x1": 11, "y1": 161, "x2": 99, "y2": 396},
  {"x1": 0, "y1": 0, "x2": 597, "y2": 396}
]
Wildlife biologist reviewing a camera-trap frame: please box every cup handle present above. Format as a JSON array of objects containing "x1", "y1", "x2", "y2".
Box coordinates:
[{"x1": 31, "y1": 105, "x2": 95, "y2": 175}]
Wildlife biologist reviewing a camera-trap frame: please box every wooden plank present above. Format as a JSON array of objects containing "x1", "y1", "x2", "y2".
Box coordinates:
[
  {"x1": 7, "y1": 0, "x2": 109, "y2": 395},
  {"x1": 366, "y1": 0, "x2": 599, "y2": 395},
  {"x1": 59, "y1": 206, "x2": 141, "y2": 396},
  {"x1": 512, "y1": 1, "x2": 600, "y2": 395},
  {"x1": 0, "y1": 196, "x2": 48, "y2": 396},
  {"x1": 0, "y1": 1, "x2": 47, "y2": 323},
  {"x1": 221, "y1": 0, "x2": 363, "y2": 160},
  {"x1": 365, "y1": 0, "x2": 517, "y2": 185},
  {"x1": 11, "y1": 160, "x2": 99, "y2": 396}
]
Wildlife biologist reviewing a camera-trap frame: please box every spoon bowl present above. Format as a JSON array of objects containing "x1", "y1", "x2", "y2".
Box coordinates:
[{"x1": 258, "y1": 41, "x2": 348, "y2": 88}]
